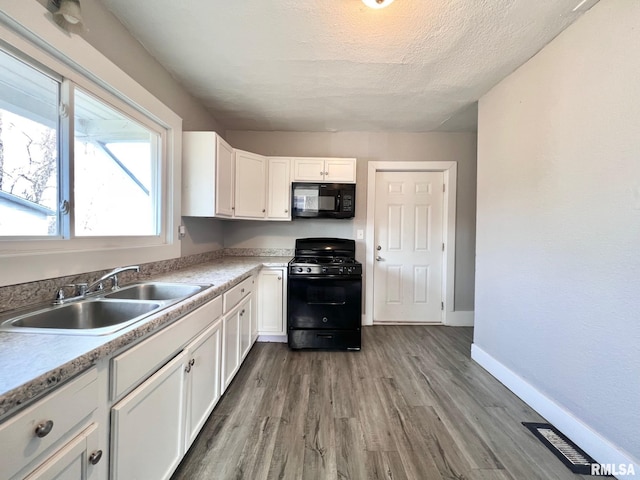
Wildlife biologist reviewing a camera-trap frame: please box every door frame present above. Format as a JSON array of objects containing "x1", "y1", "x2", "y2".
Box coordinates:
[{"x1": 365, "y1": 161, "x2": 457, "y2": 326}]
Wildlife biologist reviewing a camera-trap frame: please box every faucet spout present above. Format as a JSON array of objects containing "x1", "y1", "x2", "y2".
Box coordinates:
[{"x1": 87, "y1": 265, "x2": 140, "y2": 293}]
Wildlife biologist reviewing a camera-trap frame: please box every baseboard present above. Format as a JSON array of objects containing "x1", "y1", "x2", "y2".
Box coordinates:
[
  {"x1": 445, "y1": 310, "x2": 474, "y2": 326},
  {"x1": 471, "y1": 344, "x2": 639, "y2": 479},
  {"x1": 257, "y1": 335, "x2": 287, "y2": 343}
]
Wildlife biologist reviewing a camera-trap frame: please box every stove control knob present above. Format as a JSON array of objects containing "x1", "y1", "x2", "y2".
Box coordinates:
[
  {"x1": 306, "y1": 267, "x2": 312, "y2": 273},
  {"x1": 322, "y1": 267, "x2": 328, "y2": 273},
  {"x1": 297, "y1": 267, "x2": 303, "y2": 273}
]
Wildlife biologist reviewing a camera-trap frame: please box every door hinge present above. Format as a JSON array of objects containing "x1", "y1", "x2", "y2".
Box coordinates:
[
  {"x1": 443, "y1": 184, "x2": 446, "y2": 193},
  {"x1": 442, "y1": 243, "x2": 445, "y2": 252},
  {"x1": 441, "y1": 301, "x2": 444, "y2": 310}
]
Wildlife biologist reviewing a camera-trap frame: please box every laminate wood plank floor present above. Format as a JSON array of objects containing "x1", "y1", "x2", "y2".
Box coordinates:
[{"x1": 172, "y1": 326, "x2": 591, "y2": 480}]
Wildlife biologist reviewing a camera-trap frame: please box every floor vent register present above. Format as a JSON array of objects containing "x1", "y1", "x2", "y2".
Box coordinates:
[{"x1": 522, "y1": 422, "x2": 611, "y2": 476}]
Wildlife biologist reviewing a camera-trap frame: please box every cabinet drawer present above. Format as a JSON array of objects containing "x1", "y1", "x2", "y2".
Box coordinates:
[
  {"x1": 223, "y1": 276, "x2": 254, "y2": 313},
  {"x1": 111, "y1": 296, "x2": 222, "y2": 401},
  {"x1": 0, "y1": 368, "x2": 98, "y2": 480}
]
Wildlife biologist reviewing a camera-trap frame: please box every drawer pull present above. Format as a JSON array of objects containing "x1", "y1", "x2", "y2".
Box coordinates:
[
  {"x1": 89, "y1": 450, "x2": 103, "y2": 465},
  {"x1": 35, "y1": 420, "x2": 54, "y2": 438}
]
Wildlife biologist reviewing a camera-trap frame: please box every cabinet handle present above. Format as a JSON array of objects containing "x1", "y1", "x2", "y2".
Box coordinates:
[
  {"x1": 185, "y1": 364, "x2": 192, "y2": 373},
  {"x1": 189, "y1": 358, "x2": 196, "y2": 367},
  {"x1": 324, "y1": 171, "x2": 328, "y2": 175},
  {"x1": 241, "y1": 288, "x2": 245, "y2": 293},
  {"x1": 277, "y1": 276, "x2": 281, "y2": 280},
  {"x1": 284, "y1": 209, "x2": 288, "y2": 213},
  {"x1": 35, "y1": 420, "x2": 54, "y2": 438},
  {"x1": 89, "y1": 450, "x2": 103, "y2": 465},
  {"x1": 262, "y1": 209, "x2": 266, "y2": 213},
  {"x1": 320, "y1": 171, "x2": 324, "y2": 176}
]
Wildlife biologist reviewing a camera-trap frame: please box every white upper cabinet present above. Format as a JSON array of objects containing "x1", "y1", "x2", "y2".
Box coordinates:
[
  {"x1": 267, "y1": 157, "x2": 291, "y2": 220},
  {"x1": 183, "y1": 132, "x2": 356, "y2": 219},
  {"x1": 292, "y1": 157, "x2": 356, "y2": 183},
  {"x1": 182, "y1": 132, "x2": 234, "y2": 217},
  {"x1": 234, "y1": 150, "x2": 267, "y2": 219}
]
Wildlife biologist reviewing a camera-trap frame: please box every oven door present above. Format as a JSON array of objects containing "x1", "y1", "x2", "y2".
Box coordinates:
[{"x1": 287, "y1": 276, "x2": 362, "y2": 329}]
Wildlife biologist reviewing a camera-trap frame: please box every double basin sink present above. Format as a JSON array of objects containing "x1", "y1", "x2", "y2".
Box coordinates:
[{"x1": 0, "y1": 283, "x2": 210, "y2": 336}]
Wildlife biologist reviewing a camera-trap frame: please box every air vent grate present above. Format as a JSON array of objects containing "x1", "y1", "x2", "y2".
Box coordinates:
[{"x1": 522, "y1": 422, "x2": 609, "y2": 476}]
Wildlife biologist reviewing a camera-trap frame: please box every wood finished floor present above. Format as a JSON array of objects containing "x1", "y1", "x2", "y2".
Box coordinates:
[{"x1": 172, "y1": 326, "x2": 590, "y2": 480}]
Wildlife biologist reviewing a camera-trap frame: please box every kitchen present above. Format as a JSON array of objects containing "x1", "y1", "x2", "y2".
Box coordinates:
[{"x1": 0, "y1": 0, "x2": 638, "y2": 479}]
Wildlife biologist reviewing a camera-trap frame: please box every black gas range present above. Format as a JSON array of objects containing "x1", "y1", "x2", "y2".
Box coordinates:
[{"x1": 287, "y1": 238, "x2": 362, "y2": 351}]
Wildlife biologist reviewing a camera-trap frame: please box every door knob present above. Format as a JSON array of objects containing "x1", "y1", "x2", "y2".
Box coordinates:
[
  {"x1": 376, "y1": 256, "x2": 383, "y2": 261},
  {"x1": 376, "y1": 245, "x2": 382, "y2": 251}
]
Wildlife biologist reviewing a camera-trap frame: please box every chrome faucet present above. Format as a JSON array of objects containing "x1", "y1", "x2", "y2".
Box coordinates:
[
  {"x1": 86, "y1": 265, "x2": 140, "y2": 293},
  {"x1": 54, "y1": 265, "x2": 140, "y2": 304}
]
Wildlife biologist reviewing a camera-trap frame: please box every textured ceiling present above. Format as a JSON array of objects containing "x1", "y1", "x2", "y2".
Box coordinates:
[{"x1": 98, "y1": 0, "x2": 599, "y2": 132}]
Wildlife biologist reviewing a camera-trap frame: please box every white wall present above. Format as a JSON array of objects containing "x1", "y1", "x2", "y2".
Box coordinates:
[
  {"x1": 226, "y1": 131, "x2": 477, "y2": 310},
  {"x1": 35, "y1": 0, "x2": 226, "y2": 257},
  {"x1": 475, "y1": 0, "x2": 640, "y2": 467}
]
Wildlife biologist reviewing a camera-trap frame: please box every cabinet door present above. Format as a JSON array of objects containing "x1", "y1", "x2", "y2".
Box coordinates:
[
  {"x1": 292, "y1": 158, "x2": 325, "y2": 181},
  {"x1": 267, "y1": 157, "x2": 291, "y2": 220},
  {"x1": 239, "y1": 295, "x2": 252, "y2": 360},
  {"x1": 22, "y1": 424, "x2": 100, "y2": 480},
  {"x1": 183, "y1": 320, "x2": 222, "y2": 451},
  {"x1": 111, "y1": 351, "x2": 187, "y2": 480},
  {"x1": 258, "y1": 268, "x2": 285, "y2": 335},
  {"x1": 234, "y1": 150, "x2": 266, "y2": 218},
  {"x1": 325, "y1": 158, "x2": 356, "y2": 183},
  {"x1": 215, "y1": 135, "x2": 235, "y2": 217},
  {"x1": 222, "y1": 308, "x2": 241, "y2": 392}
]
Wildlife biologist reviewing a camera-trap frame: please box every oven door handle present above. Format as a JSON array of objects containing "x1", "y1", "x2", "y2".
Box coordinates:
[{"x1": 316, "y1": 334, "x2": 334, "y2": 339}]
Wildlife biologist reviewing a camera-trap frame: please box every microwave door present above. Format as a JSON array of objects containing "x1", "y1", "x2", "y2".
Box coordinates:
[{"x1": 293, "y1": 186, "x2": 319, "y2": 217}]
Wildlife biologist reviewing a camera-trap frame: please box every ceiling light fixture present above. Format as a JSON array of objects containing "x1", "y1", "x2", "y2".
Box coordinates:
[
  {"x1": 362, "y1": 0, "x2": 395, "y2": 9},
  {"x1": 52, "y1": 0, "x2": 83, "y2": 28}
]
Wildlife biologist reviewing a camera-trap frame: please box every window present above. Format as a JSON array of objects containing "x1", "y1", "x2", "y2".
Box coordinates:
[
  {"x1": 0, "y1": 48, "x2": 60, "y2": 237},
  {"x1": 74, "y1": 88, "x2": 160, "y2": 237},
  {"x1": 0, "y1": 1, "x2": 182, "y2": 287},
  {"x1": 0, "y1": 50, "x2": 165, "y2": 239}
]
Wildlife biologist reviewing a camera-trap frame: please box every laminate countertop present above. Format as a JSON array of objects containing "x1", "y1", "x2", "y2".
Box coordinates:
[{"x1": 0, "y1": 256, "x2": 290, "y2": 420}]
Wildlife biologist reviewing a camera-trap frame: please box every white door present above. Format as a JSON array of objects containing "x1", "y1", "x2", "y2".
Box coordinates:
[
  {"x1": 373, "y1": 171, "x2": 444, "y2": 323},
  {"x1": 215, "y1": 135, "x2": 234, "y2": 217},
  {"x1": 184, "y1": 320, "x2": 221, "y2": 451},
  {"x1": 111, "y1": 351, "x2": 187, "y2": 480},
  {"x1": 258, "y1": 268, "x2": 285, "y2": 335},
  {"x1": 267, "y1": 158, "x2": 291, "y2": 220},
  {"x1": 234, "y1": 150, "x2": 266, "y2": 219}
]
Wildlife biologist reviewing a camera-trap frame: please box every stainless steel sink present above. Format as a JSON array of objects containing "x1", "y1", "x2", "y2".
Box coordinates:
[
  {"x1": 0, "y1": 281, "x2": 211, "y2": 336},
  {"x1": 0, "y1": 300, "x2": 161, "y2": 336},
  {"x1": 102, "y1": 283, "x2": 207, "y2": 301}
]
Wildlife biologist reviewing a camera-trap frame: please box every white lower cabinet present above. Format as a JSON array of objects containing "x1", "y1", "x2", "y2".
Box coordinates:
[
  {"x1": 222, "y1": 275, "x2": 256, "y2": 393},
  {"x1": 0, "y1": 368, "x2": 102, "y2": 480},
  {"x1": 239, "y1": 296, "x2": 253, "y2": 360},
  {"x1": 109, "y1": 297, "x2": 224, "y2": 480},
  {"x1": 258, "y1": 267, "x2": 286, "y2": 336},
  {"x1": 24, "y1": 424, "x2": 100, "y2": 480},
  {"x1": 110, "y1": 351, "x2": 187, "y2": 480},
  {"x1": 222, "y1": 305, "x2": 241, "y2": 392},
  {"x1": 183, "y1": 320, "x2": 222, "y2": 451}
]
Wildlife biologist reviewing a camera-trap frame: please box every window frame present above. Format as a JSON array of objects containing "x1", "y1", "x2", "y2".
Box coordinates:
[{"x1": 0, "y1": 3, "x2": 182, "y2": 287}]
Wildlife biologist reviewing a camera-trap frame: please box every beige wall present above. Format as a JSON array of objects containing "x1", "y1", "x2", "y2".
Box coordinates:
[
  {"x1": 475, "y1": 0, "x2": 639, "y2": 464},
  {"x1": 226, "y1": 131, "x2": 477, "y2": 311},
  {"x1": 35, "y1": 0, "x2": 227, "y2": 256}
]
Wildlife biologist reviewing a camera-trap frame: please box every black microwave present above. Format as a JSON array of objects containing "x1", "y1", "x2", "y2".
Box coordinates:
[{"x1": 291, "y1": 183, "x2": 355, "y2": 219}]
